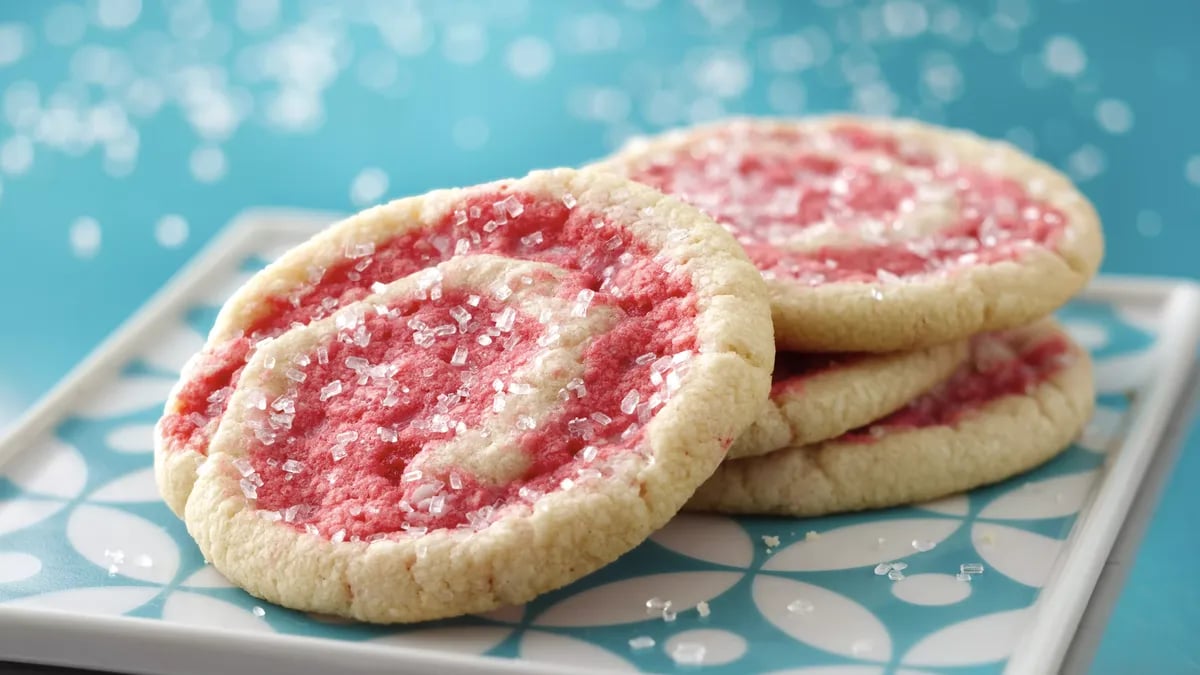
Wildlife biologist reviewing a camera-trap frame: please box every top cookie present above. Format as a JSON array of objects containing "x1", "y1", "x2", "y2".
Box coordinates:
[
  {"x1": 595, "y1": 115, "x2": 1104, "y2": 352},
  {"x1": 159, "y1": 168, "x2": 775, "y2": 623}
]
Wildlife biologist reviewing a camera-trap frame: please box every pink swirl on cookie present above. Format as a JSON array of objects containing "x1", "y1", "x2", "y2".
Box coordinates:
[
  {"x1": 846, "y1": 328, "x2": 1073, "y2": 442},
  {"x1": 687, "y1": 318, "x2": 1093, "y2": 517},
  {"x1": 598, "y1": 116, "x2": 1103, "y2": 352},
  {"x1": 727, "y1": 340, "x2": 966, "y2": 459},
  {"x1": 226, "y1": 256, "x2": 696, "y2": 539},
  {"x1": 174, "y1": 169, "x2": 774, "y2": 624},
  {"x1": 157, "y1": 175, "x2": 714, "y2": 516}
]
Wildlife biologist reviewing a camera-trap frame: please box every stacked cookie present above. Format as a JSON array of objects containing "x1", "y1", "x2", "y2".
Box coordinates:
[
  {"x1": 154, "y1": 116, "x2": 1102, "y2": 624},
  {"x1": 596, "y1": 115, "x2": 1103, "y2": 517}
]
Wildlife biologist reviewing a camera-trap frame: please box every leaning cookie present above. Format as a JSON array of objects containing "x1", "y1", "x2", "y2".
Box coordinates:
[
  {"x1": 687, "y1": 318, "x2": 1093, "y2": 517},
  {"x1": 595, "y1": 115, "x2": 1104, "y2": 353},
  {"x1": 728, "y1": 340, "x2": 967, "y2": 459},
  {"x1": 155, "y1": 167, "x2": 775, "y2": 518},
  {"x1": 178, "y1": 169, "x2": 775, "y2": 623}
]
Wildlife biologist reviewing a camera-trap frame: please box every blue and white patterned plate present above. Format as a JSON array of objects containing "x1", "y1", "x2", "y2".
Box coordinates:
[{"x1": 1, "y1": 211, "x2": 1198, "y2": 675}]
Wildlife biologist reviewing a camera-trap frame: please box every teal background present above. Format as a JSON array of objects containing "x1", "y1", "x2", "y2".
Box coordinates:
[{"x1": 0, "y1": 0, "x2": 1196, "y2": 672}]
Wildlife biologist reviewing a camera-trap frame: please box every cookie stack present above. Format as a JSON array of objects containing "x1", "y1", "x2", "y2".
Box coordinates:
[
  {"x1": 154, "y1": 115, "x2": 1102, "y2": 624},
  {"x1": 597, "y1": 116, "x2": 1102, "y2": 517}
]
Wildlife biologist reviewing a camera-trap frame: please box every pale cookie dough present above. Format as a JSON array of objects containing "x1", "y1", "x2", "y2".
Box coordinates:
[
  {"x1": 728, "y1": 339, "x2": 967, "y2": 459},
  {"x1": 594, "y1": 116, "x2": 1104, "y2": 353},
  {"x1": 688, "y1": 318, "x2": 1093, "y2": 516},
  {"x1": 175, "y1": 169, "x2": 775, "y2": 623}
]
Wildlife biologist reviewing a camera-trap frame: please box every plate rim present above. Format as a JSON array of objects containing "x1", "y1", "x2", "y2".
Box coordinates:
[{"x1": 2, "y1": 207, "x2": 1198, "y2": 675}]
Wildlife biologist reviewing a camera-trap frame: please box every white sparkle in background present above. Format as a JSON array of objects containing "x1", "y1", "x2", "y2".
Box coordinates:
[
  {"x1": 235, "y1": 0, "x2": 280, "y2": 33},
  {"x1": 1095, "y1": 99, "x2": 1134, "y2": 134},
  {"x1": 441, "y1": 23, "x2": 488, "y2": 65},
  {"x1": 921, "y1": 52, "x2": 964, "y2": 103},
  {"x1": 45, "y1": 4, "x2": 89, "y2": 46},
  {"x1": 0, "y1": 23, "x2": 30, "y2": 66},
  {"x1": 452, "y1": 117, "x2": 489, "y2": 150},
  {"x1": 1136, "y1": 209, "x2": 1162, "y2": 237},
  {"x1": 265, "y1": 88, "x2": 324, "y2": 133},
  {"x1": 506, "y1": 36, "x2": 554, "y2": 80},
  {"x1": 70, "y1": 216, "x2": 102, "y2": 258},
  {"x1": 0, "y1": 135, "x2": 34, "y2": 176},
  {"x1": 3, "y1": 81, "x2": 40, "y2": 130},
  {"x1": 997, "y1": 0, "x2": 1033, "y2": 25},
  {"x1": 356, "y1": 51, "x2": 400, "y2": 92},
  {"x1": 623, "y1": 0, "x2": 660, "y2": 9},
  {"x1": 767, "y1": 77, "x2": 806, "y2": 113},
  {"x1": 643, "y1": 90, "x2": 685, "y2": 127},
  {"x1": 1043, "y1": 35, "x2": 1087, "y2": 78},
  {"x1": 882, "y1": 0, "x2": 929, "y2": 38},
  {"x1": 154, "y1": 214, "x2": 189, "y2": 248},
  {"x1": 765, "y1": 34, "x2": 817, "y2": 73},
  {"x1": 558, "y1": 12, "x2": 622, "y2": 53},
  {"x1": 350, "y1": 167, "x2": 389, "y2": 206},
  {"x1": 978, "y1": 15, "x2": 1020, "y2": 54},
  {"x1": 853, "y1": 81, "x2": 898, "y2": 116},
  {"x1": 692, "y1": 51, "x2": 751, "y2": 99},
  {"x1": 568, "y1": 87, "x2": 631, "y2": 123},
  {"x1": 1184, "y1": 156, "x2": 1200, "y2": 186},
  {"x1": 94, "y1": 0, "x2": 142, "y2": 30},
  {"x1": 1067, "y1": 144, "x2": 1106, "y2": 181},
  {"x1": 189, "y1": 145, "x2": 227, "y2": 183}
]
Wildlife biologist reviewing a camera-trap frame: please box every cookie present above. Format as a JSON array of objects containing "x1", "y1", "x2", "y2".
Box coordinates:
[
  {"x1": 728, "y1": 339, "x2": 967, "y2": 459},
  {"x1": 687, "y1": 318, "x2": 1093, "y2": 517},
  {"x1": 594, "y1": 116, "x2": 1104, "y2": 352},
  {"x1": 166, "y1": 168, "x2": 775, "y2": 622}
]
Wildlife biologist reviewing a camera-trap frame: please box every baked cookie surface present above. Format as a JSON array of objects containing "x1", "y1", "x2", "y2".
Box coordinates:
[
  {"x1": 728, "y1": 340, "x2": 967, "y2": 459},
  {"x1": 165, "y1": 169, "x2": 774, "y2": 622},
  {"x1": 596, "y1": 116, "x2": 1104, "y2": 352},
  {"x1": 688, "y1": 318, "x2": 1093, "y2": 516}
]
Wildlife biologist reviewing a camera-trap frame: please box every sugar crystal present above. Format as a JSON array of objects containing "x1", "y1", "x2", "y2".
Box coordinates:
[
  {"x1": 263, "y1": 355, "x2": 276, "y2": 370},
  {"x1": 645, "y1": 597, "x2": 670, "y2": 611},
  {"x1": 580, "y1": 445, "x2": 599, "y2": 462},
  {"x1": 787, "y1": 598, "x2": 814, "y2": 614},
  {"x1": 494, "y1": 307, "x2": 517, "y2": 332},
  {"x1": 696, "y1": 601, "x2": 711, "y2": 617},
  {"x1": 450, "y1": 472, "x2": 463, "y2": 490},
  {"x1": 428, "y1": 495, "x2": 446, "y2": 515},
  {"x1": 317, "y1": 347, "x2": 329, "y2": 365},
  {"x1": 960, "y1": 562, "x2": 985, "y2": 575},
  {"x1": 762, "y1": 535, "x2": 781, "y2": 549},
  {"x1": 620, "y1": 390, "x2": 640, "y2": 415},
  {"x1": 635, "y1": 352, "x2": 656, "y2": 365},
  {"x1": 282, "y1": 459, "x2": 304, "y2": 474},
  {"x1": 887, "y1": 569, "x2": 905, "y2": 581},
  {"x1": 912, "y1": 539, "x2": 937, "y2": 552},
  {"x1": 188, "y1": 412, "x2": 208, "y2": 428},
  {"x1": 402, "y1": 469, "x2": 423, "y2": 482},
  {"x1": 285, "y1": 368, "x2": 307, "y2": 383},
  {"x1": 233, "y1": 458, "x2": 255, "y2": 477},
  {"x1": 239, "y1": 478, "x2": 258, "y2": 499},
  {"x1": 377, "y1": 427, "x2": 398, "y2": 443},
  {"x1": 662, "y1": 608, "x2": 677, "y2": 622},
  {"x1": 628, "y1": 636, "x2": 654, "y2": 650},
  {"x1": 320, "y1": 380, "x2": 343, "y2": 401},
  {"x1": 345, "y1": 356, "x2": 369, "y2": 371},
  {"x1": 874, "y1": 563, "x2": 892, "y2": 576},
  {"x1": 591, "y1": 412, "x2": 612, "y2": 426},
  {"x1": 331, "y1": 529, "x2": 346, "y2": 543},
  {"x1": 571, "y1": 288, "x2": 595, "y2": 317},
  {"x1": 957, "y1": 572, "x2": 972, "y2": 581},
  {"x1": 450, "y1": 346, "x2": 468, "y2": 366},
  {"x1": 331, "y1": 445, "x2": 348, "y2": 461},
  {"x1": 562, "y1": 192, "x2": 577, "y2": 209},
  {"x1": 516, "y1": 415, "x2": 536, "y2": 430}
]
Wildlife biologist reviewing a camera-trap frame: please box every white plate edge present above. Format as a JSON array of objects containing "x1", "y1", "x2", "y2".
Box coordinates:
[
  {"x1": 0, "y1": 208, "x2": 1196, "y2": 675},
  {"x1": 1003, "y1": 281, "x2": 1200, "y2": 675}
]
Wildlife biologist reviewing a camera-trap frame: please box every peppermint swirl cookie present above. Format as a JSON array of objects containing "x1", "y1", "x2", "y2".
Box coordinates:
[
  {"x1": 596, "y1": 116, "x2": 1104, "y2": 352},
  {"x1": 729, "y1": 340, "x2": 967, "y2": 459},
  {"x1": 688, "y1": 319, "x2": 1093, "y2": 516},
  {"x1": 160, "y1": 169, "x2": 774, "y2": 622}
]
